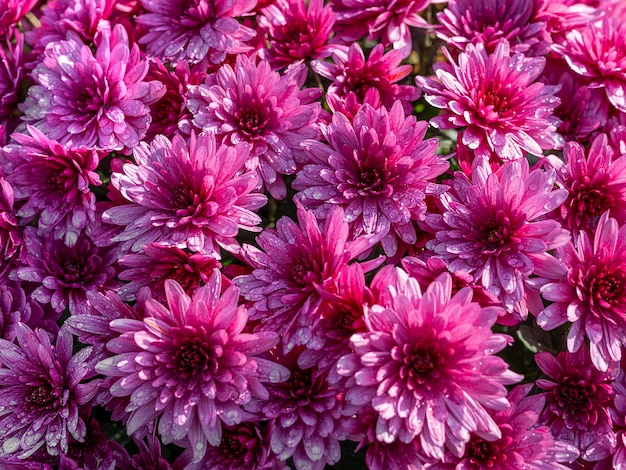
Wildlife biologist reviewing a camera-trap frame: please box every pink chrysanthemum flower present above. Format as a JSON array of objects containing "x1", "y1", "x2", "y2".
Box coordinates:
[
  {"x1": 424, "y1": 158, "x2": 569, "y2": 316},
  {"x1": 96, "y1": 274, "x2": 290, "y2": 463},
  {"x1": 247, "y1": 350, "x2": 348, "y2": 470},
  {"x1": 144, "y1": 58, "x2": 205, "y2": 140},
  {"x1": 312, "y1": 43, "x2": 420, "y2": 114},
  {"x1": 336, "y1": 271, "x2": 521, "y2": 461},
  {"x1": 136, "y1": 0, "x2": 256, "y2": 65},
  {"x1": 416, "y1": 41, "x2": 563, "y2": 161},
  {"x1": 535, "y1": 347, "x2": 616, "y2": 461},
  {"x1": 436, "y1": 0, "x2": 549, "y2": 55},
  {"x1": 234, "y1": 203, "x2": 377, "y2": 353},
  {"x1": 187, "y1": 56, "x2": 321, "y2": 199},
  {"x1": 553, "y1": 17, "x2": 626, "y2": 113},
  {"x1": 0, "y1": 0, "x2": 37, "y2": 38},
  {"x1": 533, "y1": 0, "x2": 599, "y2": 42},
  {"x1": 598, "y1": 361, "x2": 626, "y2": 469},
  {"x1": 20, "y1": 24, "x2": 165, "y2": 153},
  {"x1": 538, "y1": 212, "x2": 626, "y2": 371},
  {"x1": 180, "y1": 421, "x2": 281, "y2": 470},
  {"x1": 117, "y1": 242, "x2": 221, "y2": 302},
  {"x1": 15, "y1": 228, "x2": 119, "y2": 316},
  {"x1": 544, "y1": 134, "x2": 626, "y2": 240},
  {"x1": 3, "y1": 125, "x2": 102, "y2": 246},
  {"x1": 294, "y1": 101, "x2": 448, "y2": 257},
  {"x1": 102, "y1": 133, "x2": 266, "y2": 255},
  {"x1": 541, "y1": 59, "x2": 609, "y2": 142},
  {"x1": 0, "y1": 324, "x2": 99, "y2": 459},
  {"x1": 31, "y1": 0, "x2": 116, "y2": 49},
  {"x1": 332, "y1": 0, "x2": 439, "y2": 56},
  {"x1": 427, "y1": 384, "x2": 580, "y2": 469},
  {"x1": 259, "y1": 0, "x2": 336, "y2": 69},
  {"x1": 297, "y1": 263, "x2": 371, "y2": 381},
  {"x1": 0, "y1": 31, "x2": 25, "y2": 130}
]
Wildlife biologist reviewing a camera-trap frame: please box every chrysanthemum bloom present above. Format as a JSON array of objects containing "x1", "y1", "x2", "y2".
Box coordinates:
[
  {"x1": 312, "y1": 43, "x2": 421, "y2": 114},
  {"x1": 532, "y1": 0, "x2": 599, "y2": 42},
  {"x1": 336, "y1": 271, "x2": 521, "y2": 460},
  {"x1": 31, "y1": 0, "x2": 116, "y2": 49},
  {"x1": 188, "y1": 56, "x2": 320, "y2": 199},
  {"x1": 117, "y1": 242, "x2": 221, "y2": 302},
  {"x1": 0, "y1": 31, "x2": 25, "y2": 129},
  {"x1": 234, "y1": 203, "x2": 377, "y2": 353},
  {"x1": 259, "y1": 0, "x2": 336, "y2": 69},
  {"x1": 351, "y1": 406, "x2": 423, "y2": 470},
  {"x1": 20, "y1": 24, "x2": 165, "y2": 153},
  {"x1": 538, "y1": 212, "x2": 626, "y2": 371},
  {"x1": 0, "y1": 177, "x2": 20, "y2": 264},
  {"x1": 136, "y1": 0, "x2": 256, "y2": 65},
  {"x1": 416, "y1": 41, "x2": 563, "y2": 161},
  {"x1": 246, "y1": 349, "x2": 348, "y2": 470},
  {"x1": 180, "y1": 421, "x2": 282, "y2": 470},
  {"x1": 427, "y1": 384, "x2": 580, "y2": 469},
  {"x1": 541, "y1": 60, "x2": 608, "y2": 142},
  {"x1": 597, "y1": 361, "x2": 626, "y2": 469},
  {"x1": 3, "y1": 126, "x2": 102, "y2": 246},
  {"x1": 102, "y1": 132, "x2": 265, "y2": 255},
  {"x1": 332, "y1": 0, "x2": 440, "y2": 56},
  {"x1": 0, "y1": 0, "x2": 37, "y2": 38},
  {"x1": 297, "y1": 263, "x2": 371, "y2": 381},
  {"x1": 436, "y1": 0, "x2": 549, "y2": 55},
  {"x1": 544, "y1": 134, "x2": 626, "y2": 240},
  {"x1": 553, "y1": 17, "x2": 626, "y2": 113},
  {"x1": 15, "y1": 227, "x2": 119, "y2": 316},
  {"x1": 294, "y1": 101, "x2": 447, "y2": 257},
  {"x1": 96, "y1": 275, "x2": 290, "y2": 463},
  {"x1": 0, "y1": 282, "x2": 58, "y2": 342},
  {"x1": 424, "y1": 158, "x2": 569, "y2": 316},
  {"x1": 144, "y1": 58, "x2": 205, "y2": 140},
  {"x1": 535, "y1": 347, "x2": 616, "y2": 461},
  {"x1": 0, "y1": 324, "x2": 99, "y2": 459}
]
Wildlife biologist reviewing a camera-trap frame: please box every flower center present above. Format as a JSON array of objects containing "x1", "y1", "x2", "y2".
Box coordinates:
[
  {"x1": 400, "y1": 342, "x2": 447, "y2": 388},
  {"x1": 238, "y1": 104, "x2": 271, "y2": 137},
  {"x1": 466, "y1": 436, "x2": 500, "y2": 466},
  {"x1": 585, "y1": 268, "x2": 626, "y2": 314},
  {"x1": 63, "y1": 255, "x2": 86, "y2": 283},
  {"x1": 569, "y1": 179, "x2": 615, "y2": 229},
  {"x1": 27, "y1": 384, "x2": 58, "y2": 407},
  {"x1": 172, "y1": 335, "x2": 215, "y2": 377}
]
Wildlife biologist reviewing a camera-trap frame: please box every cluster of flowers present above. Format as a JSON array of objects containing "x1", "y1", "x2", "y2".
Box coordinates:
[{"x1": 2, "y1": 0, "x2": 626, "y2": 468}]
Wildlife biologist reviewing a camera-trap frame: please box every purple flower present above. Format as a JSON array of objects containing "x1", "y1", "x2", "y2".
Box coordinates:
[
  {"x1": 436, "y1": 0, "x2": 549, "y2": 55},
  {"x1": 553, "y1": 17, "x2": 626, "y2": 113},
  {"x1": 0, "y1": 324, "x2": 99, "y2": 459},
  {"x1": 538, "y1": 212, "x2": 626, "y2": 371},
  {"x1": 427, "y1": 384, "x2": 580, "y2": 469},
  {"x1": 535, "y1": 347, "x2": 616, "y2": 461},
  {"x1": 181, "y1": 421, "x2": 282, "y2": 470},
  {"x1": 20, "y1": 24, "x2": 165, "y2": 153},
  {"x1": 0, "y1": 31, "x2": 25, "y2": 130},
  {"x1": 3, "y1": 126, "x2": 102, "y2": 246},
  {"x1": 15, "y1": 228, "x2": 119, "y2": 315},
  {"x1": 259, "y1": 0, "x2": 336, "y2": 69},
  {"x1": 95, "y1": 274, "x2": 290, "y2": 463},
  {"x1": 312, "y1": 43, "x2": 421, "y2": 115},
  {"x1": 136, "y1": 0, "x2": 256, "y2": 65},
  {"x1": 31, "y1": 0, "x2": 116, "y2": 49},
  {"x1": 424, "y1": 158, "x2": 569, "y2": 317},
  {"x1": 118, "y1": 242, "x2": 221, "y2": 303},
  {"x1": 294, "y1": 101, "x2": 447, "y2": 257},
  {"x1": 234, "y1": 203, "x2": 377, "y2": 353},
  {"x1": 544, "y1": 133, "x2": 626, "y2": 240},
  {"x1": 416, "y1": 41, "x2": 563, "y2": 161},
  {"x1": 102, "y1": 132, "x2": 266, "y2": 255},
  {"x1": 247, "y1": 350, "x2": 349, "y2": 470},
  {"x1": 336, "y1": 271, "x2": 521, "y2": 461},
  {"x1": 0, "y1": 0, "x2": 37, "y2": 39},
  {"x1": 0, "y1": 282, "x2": 57, "y2": 342},
  {"x1": 332, "y1": 0, "x2": 436, "y2": 56},
  {"x1": 188, "y1": 56, "x2": 320, "y2": 199}
]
